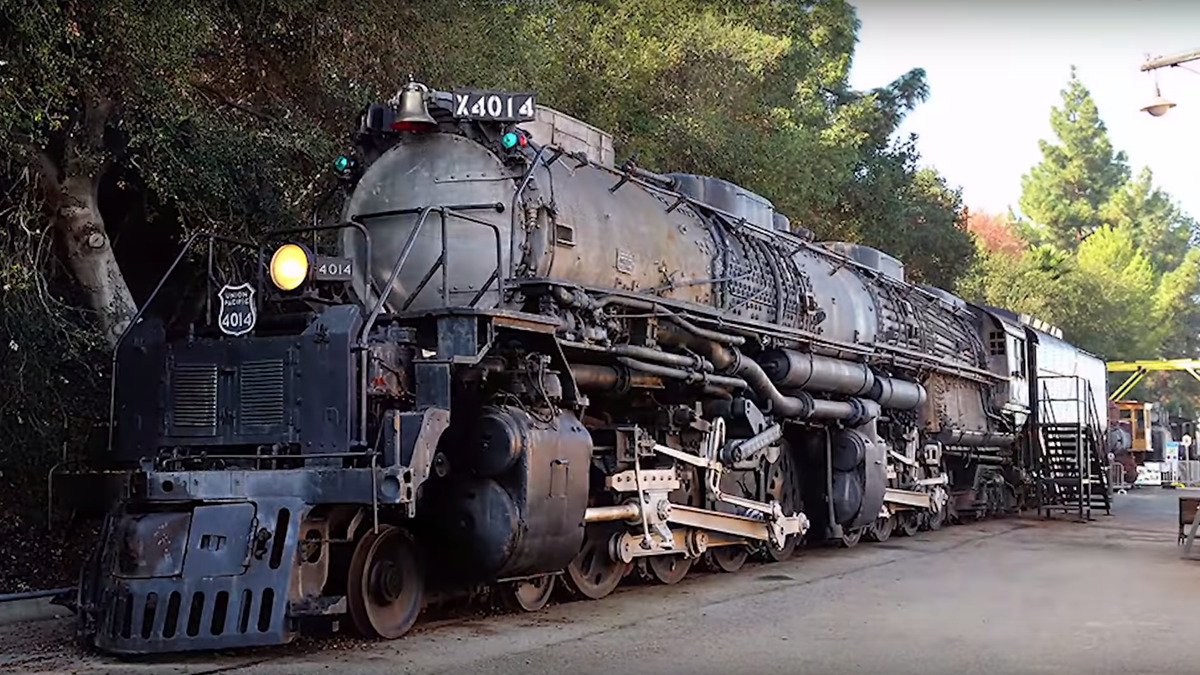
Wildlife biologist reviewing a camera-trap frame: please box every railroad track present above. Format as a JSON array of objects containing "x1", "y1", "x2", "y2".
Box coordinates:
[{"x1": 0, "y1": 587, "x2": 74, "y2": 626}]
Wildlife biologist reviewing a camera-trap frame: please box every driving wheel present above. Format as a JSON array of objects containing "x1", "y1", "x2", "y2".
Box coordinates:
[
  {"x1": 563, "y1": 523, "x2": 632, "y2": 600},
  {"x1": 865, "y1": 515, "x2": 894, "y2": 543},
  {"x1": 761, "y1": 448, "x2": 801, "y2": 562},
  {"x1": 644, "y1": 554, "x2": 692, "y2": 585},
  {"x1": 926, "y1": 501, "x2": 947, "y2": 531},
  {"x1": 896, "y1": 511, "x2": 920, "y2": 537},
  {"x1": 499, "y1": 574, "x2": 556, "y2": 612},
  {"x1": 347, "y1": 524, "x2": 425, "y2": 639},
  {"x1": 708, "y1": 546, "x2": 749, "y2": 573}
]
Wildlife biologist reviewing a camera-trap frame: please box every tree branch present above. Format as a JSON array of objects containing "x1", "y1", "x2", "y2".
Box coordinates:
[{"x1": 189, "y1": 81, "x2": 279, "y2": 123}]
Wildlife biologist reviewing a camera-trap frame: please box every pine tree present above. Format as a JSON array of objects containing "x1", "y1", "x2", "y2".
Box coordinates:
[{"x1": 1017, "y1": 66, "x2": 1130, "y2": 251}]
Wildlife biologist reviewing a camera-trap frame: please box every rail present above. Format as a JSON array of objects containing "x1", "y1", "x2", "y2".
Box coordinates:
[{"x1": 0, "y1": 587, "x2": 72, "y2": 603}]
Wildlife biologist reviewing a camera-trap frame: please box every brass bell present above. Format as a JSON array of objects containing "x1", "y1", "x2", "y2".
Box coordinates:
[{"x1": 391, "y1": 81, "x2": 436, "y2": 130}]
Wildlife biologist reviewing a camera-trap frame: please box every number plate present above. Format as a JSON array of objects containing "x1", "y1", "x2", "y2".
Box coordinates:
[
  {"x1": 217, "y1": 282, "x2": 256, "y2": 337},
  {"x1": 314, "y1": 256, "x2": 353, "y2": 282},
  {"x1": 451, "y1": 89, "x2": 536, "y2": 122}
]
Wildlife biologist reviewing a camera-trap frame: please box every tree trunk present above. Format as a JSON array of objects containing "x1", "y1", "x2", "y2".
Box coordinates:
[
  {"x1": 32, "y1": 96, "x2": 139, "y2": 351},
  {"x1": 52, "y1": 170, "x2": 138, "y2": 349}
]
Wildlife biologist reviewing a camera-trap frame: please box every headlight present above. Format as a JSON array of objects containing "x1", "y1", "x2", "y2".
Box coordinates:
[{"x1": 269, "y1": 243, "x2": 311, "y2": 291}]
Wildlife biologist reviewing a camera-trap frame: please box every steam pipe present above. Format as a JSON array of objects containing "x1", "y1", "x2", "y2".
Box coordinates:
[
  {"x1": 655, "y1": 327, "x2": 879, "y2": 423},
  {"x1": 610, "y1": 344, "x2": 713, "y2": 372},
  {"x1": 758, "y1": 348, "x2": 875, "y2": 396},
  {"x1": 756, "y1": 348, "x2": 926, "y2": 411},
  {"x1": 585, "y1": 503, "x2": 641, "y2": 523},
  {"x1": 592, "y1": 295, "x2": 747, "y2": 346},
  {"x1": 673, "y1": 338, "x2": 817, "y2": 418},
  {"x1": 936, "y1": 429, "x2": 1016, "y2": 448},
  {"x1": 869, "y1": 375, "x2": 927, "y2": 411},
  {"x1": 570, "y1": 363, "x2": 663, "y2": 392},
  {"x1": 615, "y1": 357, "x2": 748, "y2": 390}
]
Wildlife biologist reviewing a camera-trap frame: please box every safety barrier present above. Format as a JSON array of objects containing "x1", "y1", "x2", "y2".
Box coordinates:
[
  {"x1": 1108, "y1": 463, "x2": 1131, "y2": 493},
  {"x1": 1176, "y1": 460, "x2": 1200, "y2": 487}
]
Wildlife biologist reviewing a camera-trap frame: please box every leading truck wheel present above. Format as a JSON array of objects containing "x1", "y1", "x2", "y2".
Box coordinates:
[{"x1": 347, "y1": 524, "x2": 425, "y2": 639}]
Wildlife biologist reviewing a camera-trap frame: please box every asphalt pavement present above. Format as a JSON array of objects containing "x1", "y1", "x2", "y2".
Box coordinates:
[{"x1": 4, "y1": 487, "x2": 1199, "y2": 675}]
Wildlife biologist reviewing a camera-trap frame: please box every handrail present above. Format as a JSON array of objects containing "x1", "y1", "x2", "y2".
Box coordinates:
[
  {"x1": 106, "y1": 231, "x2": 259, "y2": 454},
  {"x1": 351, "y1": 202, "x2": 506, "y2": 345},
  {"x1": 350, "y1": 202, "x2": 506, "y2": 448},
  {"x1": 1036, "y1": 374, "x2": 1111, "y2": 517},
  {"x1": 510, "y1": 144, "x2": 549, "y2": 279}
]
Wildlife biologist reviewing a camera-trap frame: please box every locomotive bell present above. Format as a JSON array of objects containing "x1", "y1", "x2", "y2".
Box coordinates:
[{"x1": 391, "y1": 81, "x2": 436, "y2": 130}]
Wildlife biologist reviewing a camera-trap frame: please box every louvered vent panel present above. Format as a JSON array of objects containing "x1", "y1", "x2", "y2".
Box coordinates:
[
  {"x1": 239, "y1": 359, "x2": 285, "y2": 429},
  {"x1": 171, "y1": 363, "x2": 218, "y2": 429}
]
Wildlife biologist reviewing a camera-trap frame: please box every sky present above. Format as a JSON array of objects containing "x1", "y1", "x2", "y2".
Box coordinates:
[{"x1": 846, "y1": 0, "x2": 1200, "y2": 220}]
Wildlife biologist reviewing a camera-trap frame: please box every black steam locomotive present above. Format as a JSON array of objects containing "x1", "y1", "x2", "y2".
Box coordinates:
[{"x1": 75, "y1": 81, "x2": 1079, "y2": 654}]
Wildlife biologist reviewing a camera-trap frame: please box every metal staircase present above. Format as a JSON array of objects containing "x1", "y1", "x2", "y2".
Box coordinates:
[{"x1": 1035, "y1": 376, "x2": 1112, "y2": 521}]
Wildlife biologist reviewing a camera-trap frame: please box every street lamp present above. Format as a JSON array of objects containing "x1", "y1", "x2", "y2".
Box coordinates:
[
  {"x1": 1141, "y1": 85, "x2": 1176, "y2": 117},
  {"x1": 1139, "y1": 47, "x2": 1200, "y2": 117}
]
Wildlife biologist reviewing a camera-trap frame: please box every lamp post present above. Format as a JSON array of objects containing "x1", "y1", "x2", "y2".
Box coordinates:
[{"x1": 1139, "y1": 48, "x2": 1200, "y2": 117}]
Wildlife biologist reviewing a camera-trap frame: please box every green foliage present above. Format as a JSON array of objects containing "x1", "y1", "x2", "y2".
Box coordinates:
[
  {"x1": 1017, "y1": 67, "x2": 1131, "y2": 251},
  {"x1": 512, "y1": 0, "x2": 965, "y2": 282},
  {"x1": 0, "y1": 174, "x2": 110, "y2": 512}
]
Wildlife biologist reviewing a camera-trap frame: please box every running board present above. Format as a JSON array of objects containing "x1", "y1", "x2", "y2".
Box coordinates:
[{"x1": 884, "y1": 488, "x2": 933, "y2": 509}]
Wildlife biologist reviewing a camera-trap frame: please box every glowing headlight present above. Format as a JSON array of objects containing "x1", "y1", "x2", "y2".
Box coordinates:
[{"x1": 269, "y1": 243, "x2": 311, "y2": 291}]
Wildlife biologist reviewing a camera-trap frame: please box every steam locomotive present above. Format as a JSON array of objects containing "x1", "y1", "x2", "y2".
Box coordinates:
[{"x1": 74, "y1": 81, "x2": 1107, "y2": 654}]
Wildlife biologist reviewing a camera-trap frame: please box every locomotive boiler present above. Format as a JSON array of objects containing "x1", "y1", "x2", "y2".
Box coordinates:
[{"x1": 75, "y1": 81, "x2": 1070, "y2": 655}]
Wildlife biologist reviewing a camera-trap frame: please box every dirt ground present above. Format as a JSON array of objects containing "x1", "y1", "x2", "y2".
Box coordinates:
[{"x1": 3, "y1": 488, "x2": 1198, "y2": 675}]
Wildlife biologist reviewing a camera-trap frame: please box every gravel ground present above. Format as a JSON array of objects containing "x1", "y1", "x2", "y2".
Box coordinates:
[{"x1": 3, "y1": 487, "x2": 1198, "y2": 675}]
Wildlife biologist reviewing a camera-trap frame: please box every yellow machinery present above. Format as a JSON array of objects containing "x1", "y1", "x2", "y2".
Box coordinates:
[
  {"x1": 1107, "y1": 360, "x2": 1200, "y2": 490},
  {"x1": 1112, "y1": 399, "x2": 1154, "y2": 453},
  {"x1": 1107, "y1": 359, "x2": 1200, "y2": 401},
  {"x1": 1107, "y1": 359, "x2": 1200, "y2": 453}
]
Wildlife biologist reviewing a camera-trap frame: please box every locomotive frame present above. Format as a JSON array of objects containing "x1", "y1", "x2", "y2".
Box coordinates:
[{"x1": 72, "y1": 81, "x2": 1105, "y2": 655}]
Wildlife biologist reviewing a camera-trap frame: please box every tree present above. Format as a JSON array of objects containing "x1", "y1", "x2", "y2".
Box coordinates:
[
  {"x1": 831, "y1": 138, "x2": 975, "y2": 289},
  {"x1": 1017, "y1": 66, "x2": 1130, "y2": 251},
  {"x1": 1102, "y1": 166, "x2": 1198, "y2": 274},
  {"x1": 966, "y1": 209, "x2": 1026, "y2": 257}
]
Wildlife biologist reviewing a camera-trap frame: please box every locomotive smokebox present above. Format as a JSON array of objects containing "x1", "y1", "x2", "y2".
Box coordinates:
[{"x1": 340, "y1": 133, "x2": 514, "y2": 313}]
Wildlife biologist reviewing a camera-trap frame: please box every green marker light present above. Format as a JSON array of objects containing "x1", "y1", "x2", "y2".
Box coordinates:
[
  {"x1": 334, "y1": 155, "x2": 351, "y2": 172},
  {"x1": 501, "y1": 133, "x2": 518, "y2": 149}
]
